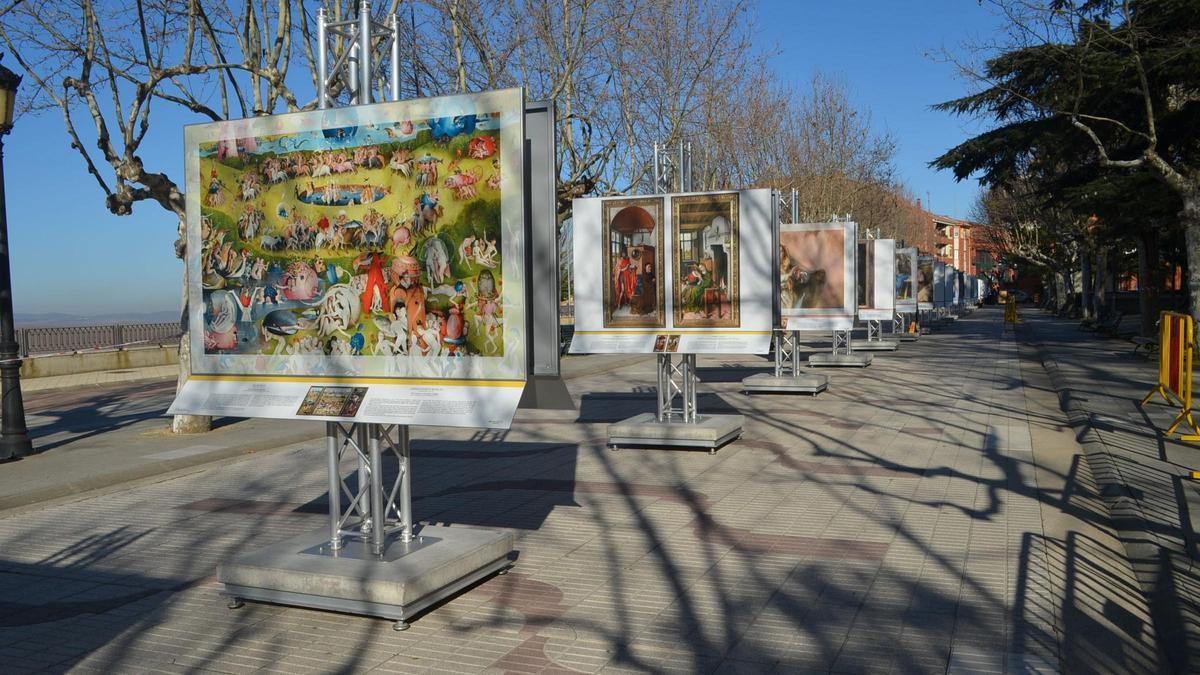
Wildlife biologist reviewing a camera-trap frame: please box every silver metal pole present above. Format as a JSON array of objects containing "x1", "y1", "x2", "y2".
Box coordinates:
[
  {"x1": 326, "y1": 422, "x2": 342, "y2": 550},
  {"x1": 653, "y1": 143, "x2": 660, "y2": 193},
  {"x1": 317, "y1": 9, "x2": 328, "y2": 109},
  {"x1": 356, "y1": 424, "x2": 370, "y2": 530},
  {"x1": 677, "y1": 142, "x2": 685, "y2": 192},
  {"x1": 358, "y1": 0, "x2": 372, "y2": 104},
  {"x1": 656, "y1": 352, "x2": 667, "y2": 421},
  {"x1": 348, "y1": 43, "x2": 360, "y2": 105},
  {"x1": 399, "y1": 425, "x2": 413, "y2": 542},
  {"x1": 685, "y1": 142, "x2": 692, "y2": 192},
  {"x1": 389, "y1": 14, "x2": 400, "y2": 101},
  {"x1": 791, "y1": 330, "x2": 800, "y2": 378},
  {"x1": 368, "y1": 424, "x2": 385, "y2": 556},
  {"x1": 791, "y1": 188, "x2": 798, "y2": 224},
  {"x1": 685, "y1": 354, "x2": 697, "y2": 422}
]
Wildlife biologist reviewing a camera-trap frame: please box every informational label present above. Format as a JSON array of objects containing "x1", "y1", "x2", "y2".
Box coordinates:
[{"x1": 169, "y1": 378, "x2": 524, "y2": 428}]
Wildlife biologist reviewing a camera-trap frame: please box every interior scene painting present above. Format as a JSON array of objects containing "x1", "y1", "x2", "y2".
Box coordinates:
[
  {"x1": 672, "y1": 193, "x2": 740, "y2": 327},
  {"x1": 856, "y1": 241, "x2": 874, "y2": 309},
  {"x1": 896, "y1": 251, "x2": 913, "y2": 301},
  {"x1": 603, "y1": 197, "x2": 664, "y2": 327},
  {"x1": 779, "y1": 227, "x2": 846, "y2": 310}
]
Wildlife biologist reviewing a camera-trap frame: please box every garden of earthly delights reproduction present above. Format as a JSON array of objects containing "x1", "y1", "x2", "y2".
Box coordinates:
[{"x1": 199, "y1": 114, "x2": 505, "y2": 365}]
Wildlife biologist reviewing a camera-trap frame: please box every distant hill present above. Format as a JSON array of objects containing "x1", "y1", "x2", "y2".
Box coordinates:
[{"x1": 15, "y1": 310, "x2": 181, "y2": 328}]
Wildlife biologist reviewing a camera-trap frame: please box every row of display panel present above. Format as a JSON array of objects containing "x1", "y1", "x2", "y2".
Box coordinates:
[
  {"x1": 569, "y1": 189, "x2": 982, "y2": 354},
  {"x1": 166, "y1": 87, "x2": 986, "y2": 429}
]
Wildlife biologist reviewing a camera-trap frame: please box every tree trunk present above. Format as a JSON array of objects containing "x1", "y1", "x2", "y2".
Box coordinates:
[
  {"x1": 171, "y1": 253, "x2": 211, "y2": 434},
  {"x1": 1139, "y1": 230, "x2": 1162, "y2": 338},
  {"x1": 1081, "y1": 249, "x2": 1093, "y2": 319}
]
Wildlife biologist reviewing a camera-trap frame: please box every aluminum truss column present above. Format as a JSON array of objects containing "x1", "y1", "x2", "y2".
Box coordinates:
[
  {"x1": 326, "y1": 422, "x2": 343, "y2": 550},
  {"x1": 358, "y1": 0, "x2": 372, "y2": 105},
  {"x1": 398, "y1": 425, "x2": 413, "y2": 543},
  {"x1": 367, "y1": 424, "x2": 386, "y2": 556}
]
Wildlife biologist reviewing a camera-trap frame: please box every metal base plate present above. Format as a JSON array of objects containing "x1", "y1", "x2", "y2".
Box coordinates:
[
  {"x1": 609, "y1": 412, "x2": 744, "y2": 451},
  {"x1": 849, "y1": 340, "x2": 899, "y2": 352},
  {"x1": 219, "y1": 525, "x2": 513, "y2": 621},
  {"x1": 809, "y1": 353, "x2": 873, "y2": 368},
  {"x1": 742, "y1": 373, "x2": 828, "y2": 395}
]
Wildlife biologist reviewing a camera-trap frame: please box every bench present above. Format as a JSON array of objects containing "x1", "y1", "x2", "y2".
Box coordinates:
[{"x1": 1132, "y1": 336, "x2": 1158, "y2": 357}]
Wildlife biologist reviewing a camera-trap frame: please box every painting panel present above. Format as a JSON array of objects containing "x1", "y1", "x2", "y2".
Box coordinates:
[
  {"x1": 602, "y1": 197, "x2": 665, "y2": 327},
  {"x1": 672, "y1": 193, "x2": 740, "y2": 328},
  {"x1": 917, "y1": 255, "x2": 934, "y2": 308},
  {"x1": 184, "y1": 89, "x2": 525, "y2": 383}
]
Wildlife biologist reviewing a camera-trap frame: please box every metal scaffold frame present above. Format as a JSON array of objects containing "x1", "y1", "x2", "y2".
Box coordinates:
[
  {"x1": 656, "y1": 353, "x2": 698, "y2": 423},
  {"x1": 325, "y1": 423, "x2": 413, "y2": 556},
  {"x1": 773, "y1": 330, "x2": 801, "y2": 378}
]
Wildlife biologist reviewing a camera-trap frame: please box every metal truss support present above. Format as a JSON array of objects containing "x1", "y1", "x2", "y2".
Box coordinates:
[
  {"x1": 774, "y1": 329, "x2": 801, "y2": 378},
  {"x1": 326, "y1": 422, "x2": 414, "y2": 556},
  {"x1": 831, "y1": 329, "x2": 853, "y2": 356},
  {"x1": 777, "y1": 188, "x2": 799, "y2": 225},
  {"x1": 893, "y1": 313, "x2": 905, "y2": 335},
  {"x1": 652, "y1": 140, "x2": 693, "y2": 193},
  {"x1": 317, "y1": 1, "x2": 402, "y2": 109},
  {"x1": 656, "y1": 352, "x2": 698, "y2": 423},
  {"x1": 866, "y1": 320, "x2": 882, "y2": 343}
]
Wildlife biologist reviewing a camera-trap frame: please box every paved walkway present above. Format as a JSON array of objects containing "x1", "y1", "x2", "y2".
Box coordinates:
[
  {"x1": 1020, "y1": 309, "x2": 1200, "y2": 673},
  {"x1": 0, "y1": 310, "x2": 1166, "y2": 673}
]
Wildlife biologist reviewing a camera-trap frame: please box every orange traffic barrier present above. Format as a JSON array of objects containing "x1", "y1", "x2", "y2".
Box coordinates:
[{"x1": 1140, "y1": 311, "x2": 1200, "y2": 439}]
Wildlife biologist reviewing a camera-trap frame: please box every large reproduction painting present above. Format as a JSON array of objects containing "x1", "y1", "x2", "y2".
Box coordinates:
[
  {"x1": 603, "y1": 198, "x2": 664, "y2": 327},
  {"x1": 917, "y1": 254, "x2": 934, "y2": 310},
  {"x1": 895, "y1": 247, "x2": 918, "y2": 313},
  {"x1": 779, "y1": 221, "x2": 857, "y2": 330},
  {"x1": 170, "y1": 89, "x2": 527, "y2": 428},
  {"x1": 672, "y1": 193, "x2": 739, "y2": 328},
  {"x1": 569, "y1": 189, "x2": 773, "y2": 354}
]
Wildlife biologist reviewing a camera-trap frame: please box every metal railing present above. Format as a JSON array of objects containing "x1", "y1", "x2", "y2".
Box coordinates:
[{"x1": 16, "y1": 322, "x2": 182, "y2": 357}]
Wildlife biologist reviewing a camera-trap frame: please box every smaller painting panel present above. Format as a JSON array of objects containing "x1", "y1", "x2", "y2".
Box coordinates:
[
  {"x1": 672, "y1": 193, "x2": 740, "y2": 328},
  {"x1": 603, "y1": 197, "x2": 665, "y2": 327},
  {"x1": 779, "y1": 221, "x2": 857, "y2": 331}
]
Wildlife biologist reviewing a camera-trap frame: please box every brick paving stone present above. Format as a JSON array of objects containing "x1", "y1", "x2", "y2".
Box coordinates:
[{"x1": 0, "y1": 308, "x2": 1171, "y2": 673}]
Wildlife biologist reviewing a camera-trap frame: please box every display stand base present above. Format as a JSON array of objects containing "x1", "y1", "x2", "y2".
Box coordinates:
[
  {"x1": 219, "y1": 525, "x2": 513, "y2": 622},
  {"x1": 849, "y1": 339, "x2": 899, "y2": 351},
  {"x1": 809, "y1": 353, "x2": 872, "y2": 367},
  {"x1": 608, "y1": 412, "x2": 743, "y2": 452},
  {"x1": 742, "y1": 372, "x2": 828, "y2": 395}
]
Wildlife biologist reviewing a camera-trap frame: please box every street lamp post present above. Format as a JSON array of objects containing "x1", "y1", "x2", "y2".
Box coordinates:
[{"x1": 0, "y1": 59, "x2": 31, "y2": 461}]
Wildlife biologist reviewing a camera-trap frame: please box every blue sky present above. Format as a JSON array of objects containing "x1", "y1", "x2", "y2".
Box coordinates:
[{"x1": 5, "y1": 1, "x2": 1003, "y2": 317}]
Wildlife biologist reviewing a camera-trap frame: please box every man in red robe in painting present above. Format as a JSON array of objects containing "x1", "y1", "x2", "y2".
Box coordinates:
[
  {"x1": 353, "y1": 250, "x2": 391, "y2": 315},
  {"x1": 613, "y1": 248, "x2": 636, "y2": 310}
]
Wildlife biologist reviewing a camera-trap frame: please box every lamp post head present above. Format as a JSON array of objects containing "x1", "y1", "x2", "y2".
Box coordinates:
[{"x1": 0, "y1": 56, "x2": 21, "y2": 135}]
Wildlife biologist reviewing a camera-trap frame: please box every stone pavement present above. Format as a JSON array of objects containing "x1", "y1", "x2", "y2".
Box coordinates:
[
  {"x1": 0, "y1": 309, "x2": 1166, "y2": 673},
  {"x1": 1020, "y1": 309, "x2": 1200, "y2": 673}
]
